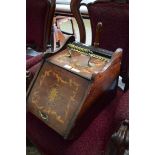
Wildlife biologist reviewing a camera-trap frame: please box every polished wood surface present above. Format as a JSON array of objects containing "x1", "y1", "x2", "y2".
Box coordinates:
[
  {"x1": 27, "y1": 43, "x2": 122, "y2": 139},
  {"x1": 94, "y1": 22, "x2": 103, "y2": 48},
  {"x1": 71, "y1": 0, "x2": 86, "y2": 43},
  {"x1": 27, "y1": 62, "x2": 90, "y2": 136},
  {"x1": 48, "y1": 48, "x2": 109, "y2": 79},
  {"x1": 105, "y1": 119, "x2": 129, "y2": 155}
]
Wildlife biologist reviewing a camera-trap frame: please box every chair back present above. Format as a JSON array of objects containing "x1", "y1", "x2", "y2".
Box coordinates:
[
  {"x1": 87, "y1": 1, "x2": 129, "y2": 87},
  {"x1": 26, "y1": 0, "x2": 55, "y2": 52}
]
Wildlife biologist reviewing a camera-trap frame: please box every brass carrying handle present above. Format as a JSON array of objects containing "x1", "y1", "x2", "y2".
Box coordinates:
[
  {"x1": 66, "y1": 47, "x2": 72, "y2": 58},
  {"x1": 39, "y1": 111, "x2": 48, "y2": 121},
  {"x1": 88, "y1": 51, "x2": 95, "y2": 67}
]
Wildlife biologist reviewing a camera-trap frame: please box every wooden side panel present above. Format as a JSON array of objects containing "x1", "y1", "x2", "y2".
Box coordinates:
[
  {"x1": 68, "y1": 49, "x2": 123, "y2": 138},
  {"x1": 27, "y1": 62, "x2": 90, "y2": 137}
]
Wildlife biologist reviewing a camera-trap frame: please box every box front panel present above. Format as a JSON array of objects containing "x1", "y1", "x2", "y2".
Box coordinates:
[{"x1": 27, "y1": 62, "x2": 90, "y2": 136}]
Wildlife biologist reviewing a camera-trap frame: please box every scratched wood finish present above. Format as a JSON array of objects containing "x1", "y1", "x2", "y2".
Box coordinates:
[{"x1": 27, "y1": 46, "x2": 122, "y2": 139}]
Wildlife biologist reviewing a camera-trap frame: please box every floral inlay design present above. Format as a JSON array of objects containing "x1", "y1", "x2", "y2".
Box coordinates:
[{"x1": 30, "y1": 65, "x2": 81, "y2": 125}]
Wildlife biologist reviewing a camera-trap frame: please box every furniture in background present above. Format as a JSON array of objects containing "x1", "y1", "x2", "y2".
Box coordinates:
[
  {"x1": 26, "y1": 0, "x2": 56, "y2": 88},
  {"x1": 105, "y1": 118, "x2": 129, "y2": 155},
  {"x1": 71, "y1": 0, "x2": 129, "y2": 91},
  {"x1": 26, "y1": 0, "x2": 75, "y2": 89}
]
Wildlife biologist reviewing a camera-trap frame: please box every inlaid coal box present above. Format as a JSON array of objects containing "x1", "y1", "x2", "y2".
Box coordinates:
[{"x1": 27, "y1": 42, "x2": 122, "y2": 139}]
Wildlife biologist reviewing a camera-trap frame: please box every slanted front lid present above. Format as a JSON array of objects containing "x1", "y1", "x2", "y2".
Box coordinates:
[{"x1": 27, "y1": 62, "x2": 91, "y2": 137}]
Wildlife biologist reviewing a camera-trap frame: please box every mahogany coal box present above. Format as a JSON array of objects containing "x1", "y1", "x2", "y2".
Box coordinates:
[{"x1": 27, "y1": 42, "x2": 122, "y2": 139}]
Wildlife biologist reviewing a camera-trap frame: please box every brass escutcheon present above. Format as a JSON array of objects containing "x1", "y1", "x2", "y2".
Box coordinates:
[{"x1": 39, "y1": 111, "x2": 48, "y2": 121}]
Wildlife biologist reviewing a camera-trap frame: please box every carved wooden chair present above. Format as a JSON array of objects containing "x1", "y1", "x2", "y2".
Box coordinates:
[
  {"x1": 104, "y1": 91, "x2": 129, "y2": 155},
  {"x1": 105, "y1": 118, "x2": 129, "y2": 155},
  {"x1": 105, "y1": 123, "x2": 129, "y2": 155},
  {"x1": 71, "y1": 0, "x2": 129, "y2": 91}
]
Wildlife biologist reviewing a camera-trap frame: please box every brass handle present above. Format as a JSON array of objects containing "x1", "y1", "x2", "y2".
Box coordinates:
[
  {"x1": 66, "y1": 47, "x2": 72, "y2": 58},
  {"x1": 88, "y1": 53, "x2": 95, "y2": 67},
  {"x1": 39, "y1": 111, "x2": 48, "y2": 121}
]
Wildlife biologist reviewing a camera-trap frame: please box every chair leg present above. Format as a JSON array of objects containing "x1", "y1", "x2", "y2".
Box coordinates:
[{"x1": 105, "y1": 120, "x2": 129, "y2": 155}]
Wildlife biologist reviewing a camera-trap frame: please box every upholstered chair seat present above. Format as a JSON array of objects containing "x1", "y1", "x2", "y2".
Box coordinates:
[{"x1": 26, "y1": 54, "x2": 43, "y2": 71}]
